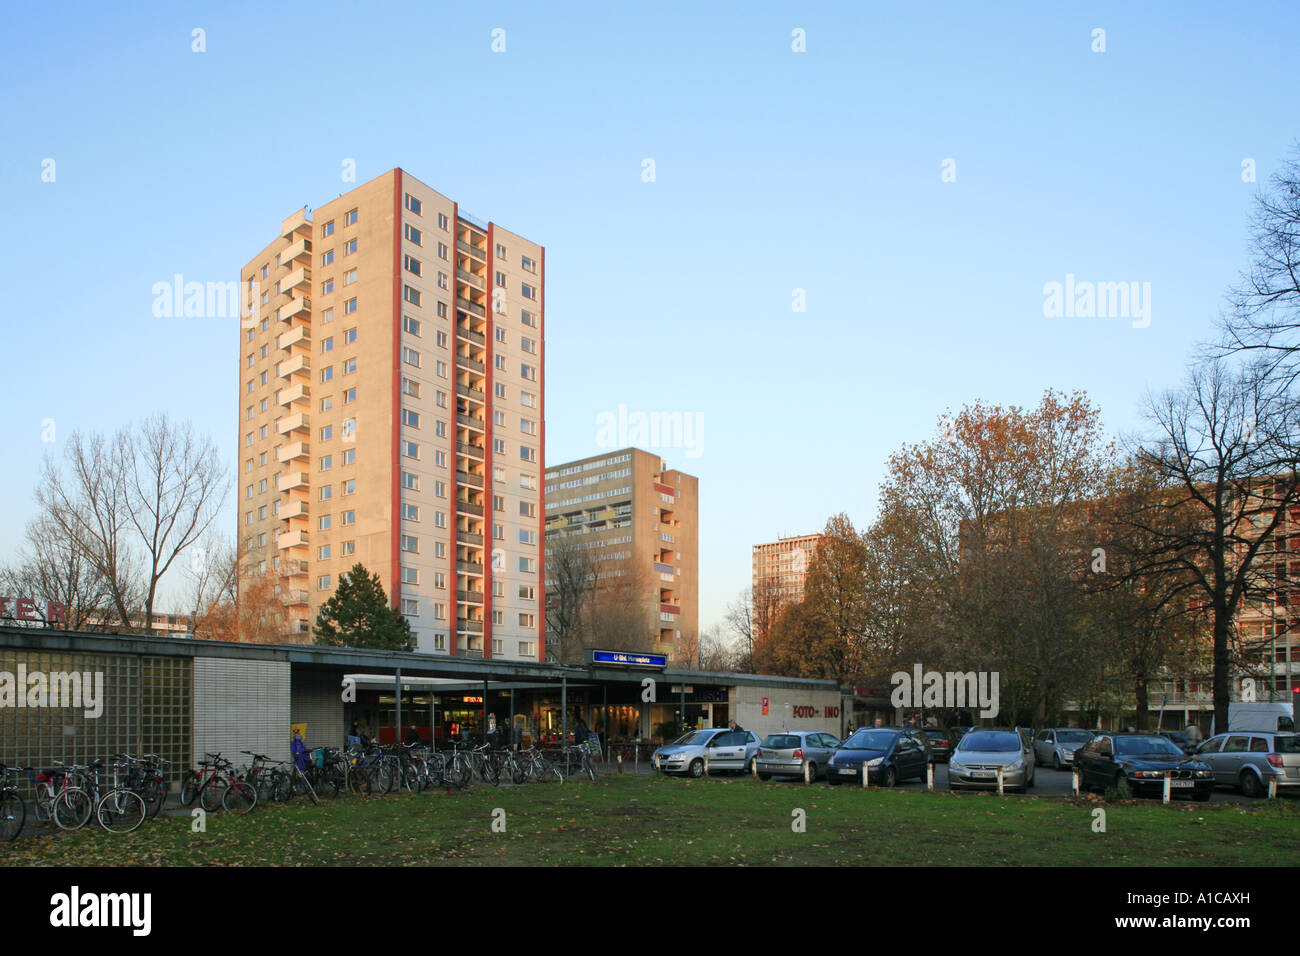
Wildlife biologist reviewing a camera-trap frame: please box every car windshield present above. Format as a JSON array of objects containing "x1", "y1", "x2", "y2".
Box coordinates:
[
  {"x1": 763, "y1": 735, "x2": 801, "y2": 748},
  {"x1": 844, "y1": 730, "x2": 895, "y2": 751},
  {"x1": 1115, "y1": 736, "x2": 1182, "y2": 756},
  {"x1": 671, "y1": 731, "x2": 716, "y2": 747},
  {"x1": 924, "y1": 731, "x2": 947, "y2": 740},
  {"x1": 958, "y1": 732, "x2": 1020, "y2": 752},
  {"x1": 1057, "y1": 731, "x2": 1091, "y2": 744}
]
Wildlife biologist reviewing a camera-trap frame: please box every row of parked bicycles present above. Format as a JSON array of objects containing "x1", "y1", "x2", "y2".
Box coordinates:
[
  {"x1": 1, "y1": 753, "x2": 170, "y2": 839},
  {"x1": 0, "y1": 737, "x2": 604, "y2": 841}
]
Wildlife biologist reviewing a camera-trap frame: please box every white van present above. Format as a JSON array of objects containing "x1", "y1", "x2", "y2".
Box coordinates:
[{"x1": 1210, "y1": 702, "x2": 1295, "y2": 735}]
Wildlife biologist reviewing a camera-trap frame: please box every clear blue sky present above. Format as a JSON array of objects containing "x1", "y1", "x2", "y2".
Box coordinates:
[{"x1": 2, "y1": 1, "x2": 1296, "y2": 635}]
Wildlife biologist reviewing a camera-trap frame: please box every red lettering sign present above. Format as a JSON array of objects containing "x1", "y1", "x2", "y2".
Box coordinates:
[
  {"x1": 16, "y1": 599, "x2": 36, "y2": 622},
  {"x1": 824, "y1": 706, "x2": 839, "y2": 718},
  {"x1": 46, "y1": 602, "x2": 66, "y2": 625}
]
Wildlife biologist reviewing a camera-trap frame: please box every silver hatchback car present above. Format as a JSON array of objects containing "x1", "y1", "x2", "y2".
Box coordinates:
[
  {"x1": 755, "y1": 731, "x2": 841, "y2": 781},
  {"x1": 1194, "y1": 732, "x2": 1300, "y2": 797},
  {"x1": 652, "y1": 728, "x2": 761, "y2": 777}
]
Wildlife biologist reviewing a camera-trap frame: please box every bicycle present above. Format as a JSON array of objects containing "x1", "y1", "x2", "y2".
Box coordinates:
[
  {"x1": 559, "y1": 741, "x2": 599, "y2": 782},
  {"x1": 117, "y1": 753, "x2": 169, "y2": 819},
  {"x1": 95, "y1": 760, "x2": 148, "y2": 834},
  {"x1": 520, "y1": 746, "x2": 562, "y2": 783},
  {"x1": 1, "y1": 765, "x2": 27, "y2": 840}
]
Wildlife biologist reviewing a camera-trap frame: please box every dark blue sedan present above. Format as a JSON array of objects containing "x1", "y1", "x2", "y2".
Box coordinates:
[{"x1": 825, "y1": 728, "x2": 929, "y2": 787}]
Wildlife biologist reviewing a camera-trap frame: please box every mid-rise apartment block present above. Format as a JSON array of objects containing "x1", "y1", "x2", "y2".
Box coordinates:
[
  {"x1": 544, "y1": 448, "x2": 698, "y2": 663},
  {"x1": 238, "y1": 169, "x2": 545, "y2": 660}
]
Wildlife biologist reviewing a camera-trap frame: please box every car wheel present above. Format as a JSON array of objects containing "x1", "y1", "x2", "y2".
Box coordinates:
[
  {"x1": 882, "y1": 766, "x2": 897, "y2": 788},
  {"x1": 757, "y1": 772, "x2": 771, "y2": 781},
  {"x1": 1240, "y1": 771, "x2": 1264, "y2": 799},
  {"x1": 1025, "y1": 768, "x2": 1034, "y2": 789},
  {"x1": 1193, "y1": 788, "x2": 1212, "y2": 802},
  {"x1": 689, "y1": 758, "x2": 704, "y2": 779}
]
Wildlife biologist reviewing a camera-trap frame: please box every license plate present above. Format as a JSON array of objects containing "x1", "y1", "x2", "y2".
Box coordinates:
[
  {"x1": 1171, "y1": 779, "x2": 1193, "y2": 788},
  {"x1": 840, "y1": 768, "x2": 856, "y2": 775},
  {"x1": 972, "y1": 771, "x2": 996, "y2": 779}
]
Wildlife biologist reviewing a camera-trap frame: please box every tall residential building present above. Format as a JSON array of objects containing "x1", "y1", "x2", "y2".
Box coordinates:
[
  {"x1": 544, "y1": 449, "x2": 698, "y2": 664},
  {"x1": 752, "y1": 533, "x2": 823, "y2": 606},
  {"x1": 237, "y1": 169, "x2": 546, "y2": 660}
]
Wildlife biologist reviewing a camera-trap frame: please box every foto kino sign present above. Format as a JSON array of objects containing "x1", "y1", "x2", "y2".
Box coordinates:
[{"x1": 0, "y1": 596, "x2": 67, "y2": 625}]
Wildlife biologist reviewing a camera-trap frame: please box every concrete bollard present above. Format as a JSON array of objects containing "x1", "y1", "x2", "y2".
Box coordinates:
[
  {"x1": 1072, "y1": 768, "x2": 1081, "y2": 796},
  {"x1": 1162, "y1": 772, "x2": 1171, "y2": 805},
  {"x1": 862, "y1": 763, "x2": 869, "y2": 788},
  {"x1": 617, "y1": 754, "x2": 624, "y2": 775},
  {"x1": 927, "y1": 762, "x2": 934, "y2": 793},
  {"x1": 804, "y1": 761, "x2": 813, "y2": 785},
  {"x1": 703, "y1": 753, "x2": 709, "y2": 777},
  {"x1": 752, "y1": 757, "x2": 759, "y2": 780},
  {"x1": 997, "y1": 767, "x2": 1004, "y2": 796},
  {"x1": 1268, "y1": 775, "x2": 1277, "y2": 799}
]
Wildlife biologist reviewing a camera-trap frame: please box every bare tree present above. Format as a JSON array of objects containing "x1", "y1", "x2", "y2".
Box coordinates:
[
  {"x1": 126, "y1": 414, "x2": 228, "y2": 629},
  {"x1": 544, "y1": 532, "x2": 599, "y2": 663},
  {"x1": 1220, "y1": 145, "x2": 1300, "y2": 388},
  {"x1": 35, "y1": 430, "x2": 141, "y2": 628},
  {"x1": 0, "y1": 515, "x2": 115, "y2": 629},
  {"x1": 184, "y1": 533, "x2": 238, "y2": 637},
  {"x1": 1133, "y1": 359, "x2": 1300, "y2": 731}
]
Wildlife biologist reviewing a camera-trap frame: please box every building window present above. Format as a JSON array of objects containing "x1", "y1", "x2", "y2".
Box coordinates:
[
  {"x1": 402, "y1": 599, "x2": 419, "y2": 617},
  {"x1": 320, "y1": 486, "x2": 333, "y2": 500},
  {"x1": 320, "y1": 456, "x2": 333, "y2": 471},
  {"x1": 319, "y1": 515, "x2": 332, "y2": 530},
  {"x1": 519, "y1": 613, "x2": 535, "y2": 628},
  {"x1": 404, "y1": 286, "x2": 421, "y2": 306},
  {"x1": 402, "y1": 503, "x2": 419, "y2": 521},
  {"x1": 496, "y1": 243, "x2": 506, "y2": 258},
  {"x1": 434, "y1": 511, "x2": 447, "y2": 528},
  {"x1": 343, "y1": 388, "x2": 356, "y2": 404},
  {"x1": 321, "y1": 307, "x2": 334, "y2": 324},
  {"x1": 406, "y1": 224, "x2": 422, "y2": 245},
  {"x1": 343, "y1": 268, "x2": 357, "y2": 286},
  {"x1": 319, "y1": 575, "x2": 332, "y2": 590},
  {"x1": 402, "y1": 566, "x2": 419, "y2": 585},
  {"x1": 520, "y1": 445, "x2": 536, "y2": 462},
  {"x1": 437, "y1": 272, "x2": 448, "y2": 290},
  {"x1": 344, "y1": 297, "x2": 357, "y2": 314},
  {"x1": 343, "y1": 357, "x2": 356, "y2": 374},
  {"x1": 322, "y1": 220, "x2": 335, "y2": 237},
  {"x1": 320, "y1": 396, "x2": 333, "y2": 411},
  {"x1": 321, "y1": 250, "x2": 334, "y2": 266},
  {"x1": 436, "y1": 330, "x2": 447, "y2": 348},
  {"x1": 521, "y1": 309, "x2": 536, "y2": 328},
  {"x1": 401, "y1": 535, "x2": 419, "y2": 553},
  {"x1": 404, "y1": 441, "x2": 420, "y2": 459},
  {"x1": 342, "y1": 540, "x2": 355, "y2": 556},
  {"x1": 321, "y1": 279, "x2": 334, "y2": 295},
  {"x1": 521, "y1": 282, "x2": 537, "y2": 300},
  {"x1": 404, "y1": 255, "x2": 421, "y2": 276},
  {"x1": 521, "y1": 255, "x2": 536, "y2": 273},
  {"x1": 519, "y1": 557, "x2": 536, "y2": 573},
  {"x1": 319, "y1": 545, "x2": 331, "y2": 560},
  {"x1": 344, "y1": 208, "x2": 358, "y2": 226},
  {"x1": 403, "y1": 377, "x2": 420, "y2": 397},
  {"x1": 341, "y1": 509, "x2": 355, "y2": 525},
  {"x1": 403, "y1": 347, "x2": 420, "y2": 367},
  {"x1": 519, "y1": 585, "x2": 535, "y2": 600},
  {"x1": 343, "y1": 478, "x2": 355, "y2": 494},
  {"x1": 521, "y1": 391, "x2": 537, "y2": 408},
  {"x1": 344, "y1": 327, "x2": 357, "y2": 345},
  {"x1": 521, "y1": 364, "x2": 536, "y2": 381},
  {"x1": 438, "y1": 241, "x2": 448, "y2": 260},
  {"x1": 403, "y1": 471, "x2": 420, "y2": 491},
  {"x1": 402, "y1": 409, "x2": 420, "y2": 428},
  {"x1": 404, "y1": 315, "x2": 421, "y2": 336},
  {"x1": 438, "y1": 213, "x2": 448, "y2": 230},
  {"x1": 342, "y1": 448, "x2": 355, "y2": 465},
  {"x1": 321, "y1": 367, "x2": 334, "y2": 382}
]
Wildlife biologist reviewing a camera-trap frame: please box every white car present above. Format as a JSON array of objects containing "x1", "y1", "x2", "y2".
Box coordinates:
[{"x1": 652, "y1": 729, "x2": 760, "y2": 777}]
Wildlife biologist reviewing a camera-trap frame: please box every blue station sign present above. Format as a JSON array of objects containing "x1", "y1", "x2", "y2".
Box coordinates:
[{"x1": 588, "y1": 649, "x2": 667, "y2": 668}]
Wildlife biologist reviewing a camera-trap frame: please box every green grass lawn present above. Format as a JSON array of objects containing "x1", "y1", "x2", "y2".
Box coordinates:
[{"x1": 4, "y1": 775, "x2": 1298, "y2": 866}]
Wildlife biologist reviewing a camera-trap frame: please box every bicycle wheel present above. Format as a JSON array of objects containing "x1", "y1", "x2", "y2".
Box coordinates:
[
  {"x1": 96, "y1": 789, "x2": 146, "y2": 834},
  {"x1": 180, "y1": 771, "x2": 200, "y2": 806},
  {"x1": 510, "y1": 758, "x2": 527, "y2": 786},
  {"x1": 346, "y1": 765, "x2": 372, "y2": 795},
  {"x1": 54, "y1": 788, "x2": 93, "y2": 830},
  {"x1": 585, "y1": 755, "x2": 597, "y2": 782},
  {"x1": 222, "y1": 781, "x2": 257, "y2": 814},
  {"x1": 200, "y1": 778, "x2": 229, "y2": 813},
  {"x1": 0, "y1": 791, "x2": 25, "y2": 840},
  {"x1": 296, "y1": 771, "x2": 320, "y2": 806},
  {"x1": 139, "y1": 775, "x2": 166, "y2": 818}
]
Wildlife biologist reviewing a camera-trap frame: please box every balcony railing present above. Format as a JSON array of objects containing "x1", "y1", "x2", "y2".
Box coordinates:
[
  {"x1": 457, "y1": 413, "x2": 486, "y2": 431},
  {"x1": 457, "y1": 560, "x2": 484, "y2": 575},
  {"x1": 457, "y1": 619, "x2": 485, "y2": 634},
  {"x1": 456, "y1": 324, "x2": 486, "y2": 346},
  {"x1": 457, "y1": 531, "x2": 484, "y2": 546},
  {"x1": 456, "y1": 268, "x2": 485, "y2": 291},
  {"x1": 456, "y1": 297, "x2": 485, "y2": 318},
  {"x1": 456, "y1": 383, "x2": 485, "y2": 401},
  {"x1": 456, "y1": 499, "x2": 485, "y2": 516},
  {"x1": 457, "y1": 442, "x2": 485, "y2": 459},
  {"x1": 456, "y1": 240, "x2": 487, "y2": 260},
  {"x1": 458, "y1": 590, "x2": 485, "y2": 604},
  {"x1": 455, "y1": 471, "x2": 484, "y2": 488},
  {"x1": 455, "y1": 353, "x2": 485, "y2": 373}
]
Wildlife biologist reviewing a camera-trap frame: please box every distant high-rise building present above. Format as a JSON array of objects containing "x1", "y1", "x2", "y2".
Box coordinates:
[
  {"x1": 752, "y1": 533, "x2": 823, "y2": 611},
  {"x1": 237, "y1": 169, "x2": 545, "y2": 660},
  {"x1": 544, "y1": 448, "x2": 698, "y2": 663}
]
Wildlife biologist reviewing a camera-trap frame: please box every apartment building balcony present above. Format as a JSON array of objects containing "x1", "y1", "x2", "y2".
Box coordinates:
[
  {"x1": 277, "y1": 529, "x2": 308, "y2": 550},
  {"x1": 455, "y1": 353, "x2": 485, "y2": 373},
  {"x1": 457, "y1": 441, "x2": 485, "y2": 460},
  {"x1": 278, "y1": 353, "x2": 310, "y2": 379},
  {"x1": 457, "y1": 412, "x2": 485, "y2": 432},
  {"x1": 278, "y1": 237, "x2": 312, "y2": 266},
  {"x1": 456, "y1": 268, "x2": 485, "y2": 291},
  {"x1": 455, "y1": 382, "x2": 486, "y2": 402},
  {"x1": 457, "y1": 530, "x2": 484, "y2": 546},
  {"x1": 279, "y1": 471, "x2": 309, "y2": 492},
  {"x1": 457, "y1": 560, "x2": 484, "y2": 576},
  {"x1": 281, "y1": 207, "x2": 311, "y2": 238},
  {"x1": 277, "y1": 296, "x2": 310, "y2": 322},
  {"x1": 285, "y1": 558, "x2": 309, "y2": 577},
  {"x1": 456, "y1": 498, "x2": 485, "y2": 516},
  {"x1": 280, "y1": 500, "x2": 309, "y2": 520},
  {"x1": 277, "y1": 325, "x2": 310, "y2": 351},
  {"x1": 660, "y1": 604, "x2": 681, "y2": 615},
  {"x1": 276, "y1": 441, "x2": 309, "y2": 463},
  {"x1": 458, "y1": 590, "x2": 484, "y2": 605},
  {"x1": 456, "y1": 240, "x2": 486, "y2": 261},
  {"x1": 277, "y1": 412, "x2": 309, "y2": 435},
  {"x1": 284, "y1": 589, "x2": 310, "y2": 607},
  {"x1": 456, "y1": 297, "x2": 485, "y2": 318},
  {"x1": 654, "y1": 562, "x2": 675, "y2": 575},
  {"x1": 455, "y1": 470, "x2": 484, "y2": 489},
  {"x1": 279, "y1": 267, "x2": 310, "y2": 293},
  {"x1": 457, "y1": 619, "x2": 484, "y2": 634},
  {"x1": 456, "y1": 323, "x2": 486, "y2": 347},
  {"x1": 277, "y1": 382, "x2": 310, "y2": 406}
]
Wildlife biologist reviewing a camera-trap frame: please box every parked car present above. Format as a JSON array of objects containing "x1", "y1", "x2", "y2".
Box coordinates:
[
  {"x1": 755, "y1": 731, "x2": 841, "y2": 781},
  {"x1": 1193, "y1": 732, "x2": 1300, "y2": 798},
  {"x1": 825, "y1": 727, "x2": 929, "y2": 787},
  {"x1": 1032, "y1": 728, "x2": 1095, "y2": 769},
  {"x1": 948, "y1": 729, "x2": 1036, "y2": 792},
  {"x1": 1075, "y1": 733, "x2": 1214, "y2": 801},
  {"x1": 923, "y1": 729, "x2": 954, "y2": 763},
  {"x1": 947, "y1": 726, "x2": 971, "y2": 747},
  {"x1": 651, "y1": 728, "x2": 761, "y2": 777}
]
